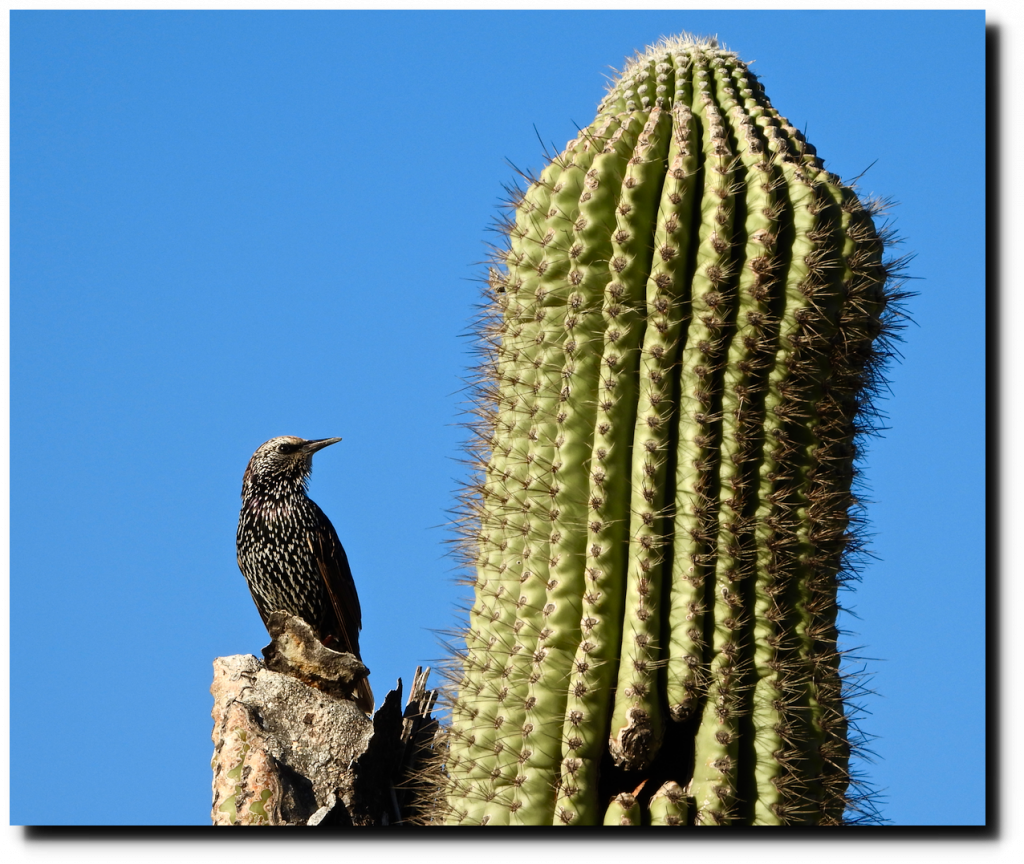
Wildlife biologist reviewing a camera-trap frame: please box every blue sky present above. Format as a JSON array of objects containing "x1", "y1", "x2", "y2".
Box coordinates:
[{"x1": 9, "y1": 9, "x2": 985, "y2": 827}]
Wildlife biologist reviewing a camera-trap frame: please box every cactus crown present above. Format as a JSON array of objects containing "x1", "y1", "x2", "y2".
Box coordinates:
[{"x1": 438, "y1": 32, "x2": 908, "y2": 827}]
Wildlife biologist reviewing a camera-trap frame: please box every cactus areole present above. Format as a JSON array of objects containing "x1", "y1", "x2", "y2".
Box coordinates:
[{"x1": 444, "y1": 34, "x2": 904, "y2": 826}]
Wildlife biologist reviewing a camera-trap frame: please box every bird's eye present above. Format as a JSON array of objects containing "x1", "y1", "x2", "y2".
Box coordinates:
[{"x1": 277, "y1": 443, "x2": 293, "y2": 454}]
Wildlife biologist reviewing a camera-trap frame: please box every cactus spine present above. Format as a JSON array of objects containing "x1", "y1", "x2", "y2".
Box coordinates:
[{"x1": 443, "y1": 33, "x2": 905, "y2": 827}]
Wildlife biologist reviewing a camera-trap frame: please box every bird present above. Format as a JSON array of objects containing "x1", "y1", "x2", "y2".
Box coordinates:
[{"x1": 236, "y1": 435, "x2": 373, "y2": 712}]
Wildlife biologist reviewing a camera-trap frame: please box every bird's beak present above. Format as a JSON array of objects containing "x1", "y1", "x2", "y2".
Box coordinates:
[{"x1": 302, "y1": 437, "x2": 342, "y2": 454}]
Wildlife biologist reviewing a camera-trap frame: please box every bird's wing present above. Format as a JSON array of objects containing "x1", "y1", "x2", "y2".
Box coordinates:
[
  {"x1": 306, "y1": 506, "x2": 375, "y2": 713},
  {"x1": 305, "y1": 503, "x2": 362, "y2": 656}
]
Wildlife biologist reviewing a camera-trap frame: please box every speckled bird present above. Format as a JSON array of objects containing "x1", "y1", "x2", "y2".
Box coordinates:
[{"x1": 236, "y1": 435, "x2": 373, "y2": 712}]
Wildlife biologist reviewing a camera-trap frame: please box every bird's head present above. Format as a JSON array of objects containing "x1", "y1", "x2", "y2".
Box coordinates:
[{"x1": 241, "y1": 436, "x2": 341, "y2": 499}]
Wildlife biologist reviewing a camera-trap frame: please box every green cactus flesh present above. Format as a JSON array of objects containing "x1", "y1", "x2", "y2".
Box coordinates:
[{"x1": 445, "y1": 33, "x2": 900, "y2": 827}]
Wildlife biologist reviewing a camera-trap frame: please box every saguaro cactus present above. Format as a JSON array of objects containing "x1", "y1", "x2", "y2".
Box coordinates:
[{"x1": 442, "y1": 33, "x2": 906, "y2": 826}]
